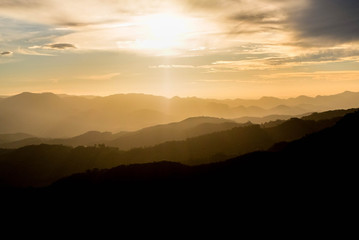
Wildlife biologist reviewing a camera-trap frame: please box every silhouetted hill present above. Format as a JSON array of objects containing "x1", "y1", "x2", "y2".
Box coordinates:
[
  {"x1": 263, "y1": 117, "x2": 338, "y2": 142},
  {"x1": 234, "y1": 113, "x2": 309, "y2": 125},
  {"x1": 49, "y1": 110, "x2": 359, "y2": 201},
  {"x1": 251, "y1": 108, "x2": 358, "y2": 129},
  {"x1": 0, "y1": 144, "x2": 123, "y2": 187},
  {"x1": 0, "y1": 112, "x2": 344, "y2": 187},
  {"x1": 301, "y1": 108, "x2": 358, "y2": 121},
  {"x1": 106, "y1": 117, "x2": 239, "y2": 150}
]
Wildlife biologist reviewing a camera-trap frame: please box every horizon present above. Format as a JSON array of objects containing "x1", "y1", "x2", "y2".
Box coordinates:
[
  {"x1": 1, "y1": 0, "x2": 359, "y2": 98},
  {"x1": 0, "y1": 89, "x2": 357, "y2": 101}
]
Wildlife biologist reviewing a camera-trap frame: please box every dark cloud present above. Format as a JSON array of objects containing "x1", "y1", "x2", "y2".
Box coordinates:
[
  {"x1": 44, "y1": 43, "x2": 77, "y2": 50},
  {"x1": 291, "y1": 0, "x2": 359, "y2": 43},
  {"x1": 265, "y1": 48, "x2": 359, "y2": 65},
  {"x1": 181, "y1": 0, "x2": 241, "y2": 10},
  {"x1": 229, "y1": 11, "x2": 286, "y2": 27},
  {"x1": 0, "y1": 51, "x2": 13, "y2": 56},
  {"x1": 230, "y1": 12, "x2": 276, "y2": 24},
  {"x1": 0, "y1": 0, "x2": 43, "y2": 8}
]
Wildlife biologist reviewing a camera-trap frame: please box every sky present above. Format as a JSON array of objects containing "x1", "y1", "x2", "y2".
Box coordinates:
[{"x1": 1, "y1": 0, "x2": 359, "y2": 99}]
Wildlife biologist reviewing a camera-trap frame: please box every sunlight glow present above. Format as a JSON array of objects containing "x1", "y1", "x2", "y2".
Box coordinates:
[
  {"x1": 143, "y1": 13, "x2": 193, "y2": 50},
  {"x1": 121, "y1": 13, "x2": 196, "y2": 53}
]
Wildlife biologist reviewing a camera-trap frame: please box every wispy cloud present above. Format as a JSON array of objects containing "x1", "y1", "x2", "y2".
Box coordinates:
[
  {"x1": 200, "y1": 59, "x2": 275, "y2": 72},
  {"x1": 77, "y1": 73, "x2": 121, "y2": 81},
  {"x1": 16, "y1": 47, "x2": 54, "y2": 56},
  {"x1": 0, "y1": 51, "x2": 13, "y2": 56},
  {"x1": 265, "y1": 48, "x2": 359, "y2": 66},
  {"x1": 32, "y1": 43, "x2": 77, "y2": 50},
  {"x1": 197, "y1": 48, "x2": 359, "y2": 72},
  {"x1": 45, "y1": 43, "x2": 76, "y2": 50},
  {"x1": 149, "y1": 65, "x2": 195, "y2": 69},
  {"x1": 0, "y1": 0, "x2": 43, "y2": 8},
  {"x1": 257, "y1": 71, "x2": 359, "y2": 82}
]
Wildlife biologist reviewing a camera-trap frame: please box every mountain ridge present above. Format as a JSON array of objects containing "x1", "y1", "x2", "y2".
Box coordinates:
[
  {"x1": 0, "y1": 110, "x2": 347, "y2": 187},
  {"x1": 46, "y1": 109, "x2": 359, "y2": 203},
  {"x1": 1, "y1": 90, "x2": 359, "y2": 137}
]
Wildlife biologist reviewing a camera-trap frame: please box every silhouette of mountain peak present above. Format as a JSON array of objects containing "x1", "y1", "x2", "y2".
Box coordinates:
[
  {"x1": 272, "y1": 105, "x2": 292, "y2": 110},
  {"x1": 181, "y1": 116, "x2": 228, "y2": 123},
  {"x1": 7, "y1": 92, "x2": 60, "y2": 102},
  {"x1": 260, "y1": 96, "x2": 280, "y2": 101},
  {"x1": 342, "y1": 91, "x2": 355, "y2": 94}
]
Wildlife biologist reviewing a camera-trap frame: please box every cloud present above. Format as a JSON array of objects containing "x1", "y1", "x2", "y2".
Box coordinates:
[
  {"x1": 0, "y1": 0, "x2": 165, "y2": 27},
  {"x1": 29, "y1": 43, "x2": 76, "y2": 50},
  {"x1": 43, "y1": 43, "x2": 77, "y2": 50},
  {"x1": 200, "y1": 59, "x2": 271, "y2": 72},
  {"x1": 0, "y1": 0, "x2": 43, "y2": 8},
  {"x1": 16, "y1": 47, "x2": 54, "y2": 56},
  {"x1": 0, "y1": 51, "x2": 13, "y2": 56},
  {"x1": 194, "y1": 48, "x2": 359, "y2": 72},
  {"x1": 290, "y1": 0, "x2": 359, "y2": 44},
  {"x1": 149, "y1": 65, "x2": 195, "y2": 69},
  {"x1": 77, "y1": 73, "x2": 121, "y2": 81},
  {"x1": 0, "y1": 0, "x2": 357, "y2": 59},
  {"x1": 229, "y1": 12, "x2": 282, "y2": 24},
  {"x1": 265, "y1": 48, "x2": 359, "y2": 66},
  {"x1": 180, "y1": 0, "x2": 237, "y2": 10},
  {"x1": 257, "y1": 71, "x2": 359, "y2": 82},
  {"x1": 0, "y1": 0, "x2": 292, "y2": 53}
]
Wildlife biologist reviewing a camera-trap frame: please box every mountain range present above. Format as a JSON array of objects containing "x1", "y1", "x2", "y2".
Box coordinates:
[
  {"x1": 0, "y1": 107, "x2": 355, "y2": 217},
  {"x1": 1, "y1": 108, "x2": 356, "y2": 150},
  {"x1": 0, "y1": 117, "x2": 242, "y2": 149},
  {"x1": 1, "y1": 91, "x2": 359, "y2": 137},
  {"x1": 0, "y1": 108, "x2": 353, "y2": 187},
  {"x1": 48, "y1": 108, "x2": 358, "y2": 207}
]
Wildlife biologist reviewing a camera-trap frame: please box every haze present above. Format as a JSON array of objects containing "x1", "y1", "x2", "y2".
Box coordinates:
[{"x1": 1, "y1": 0, "x2": 359, "y2": 98}]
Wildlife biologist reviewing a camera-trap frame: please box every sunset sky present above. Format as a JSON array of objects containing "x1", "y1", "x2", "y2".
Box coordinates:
[{"x1": 1, "y1": 0, "x2": 359, "y2": 98}]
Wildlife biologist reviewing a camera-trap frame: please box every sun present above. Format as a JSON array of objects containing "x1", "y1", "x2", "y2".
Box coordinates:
[
  {"x1": 136, "y1": 13, "x2": 195, "y2": 52},
  {"x1": 147, "y1": 13, "x2": 188, "y2": 40}
]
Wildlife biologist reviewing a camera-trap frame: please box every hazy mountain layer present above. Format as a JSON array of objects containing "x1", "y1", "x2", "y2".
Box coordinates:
[
  {"x1": 1, "y1": 91, "x2": 359, "y2": 137},
  {"x1": 0, "y1": 117, "x2": 241, "y2": 149},
  {"x1": 1, "y1": 109, "x2": 355, "y2": 150},
  {"x1": 0, "y1": 111, "x2": 344, "y2": 187},
  {"x1": 0, "y1": 133, "x2": 33, "y2": 144}
]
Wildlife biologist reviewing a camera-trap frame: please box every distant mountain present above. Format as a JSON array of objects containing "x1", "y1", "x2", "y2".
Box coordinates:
[
  {"x1": 0, "y1": 111, "x2": 344, "y2": 187},
  {"x1": 1, "y1": 91, "x2": 359, "y2": 137},
  {"x1": 220, "y1": 91, "x2": 359, "y2": 109},
  {"x1": 0, "y1": 92, "x2": 76, "y2": 137},
  {"x1": 269, "y1": 105, "x2": 307, "y2": 115},
  {"x1": 1, "y1": 108, "x2": 353, "y2": 150},
  {"x1": 49, "y1": 131, "x2": 125, "y2": 147},
  {"x1": 231, "y1": 106, "x2": 267, "y2": 117},
  {"x1": 106, "y1": 117, "x2": 239, "y2": 150},
  {"x1": 0, "y1": 116, "x2": 240, "y2": 149},
  {"x1": 0, "y1": 133, "x2": 33, "y2": 144},
  {"x1": 235, "y1": 108, "x2": 359, "y2": 128}
]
